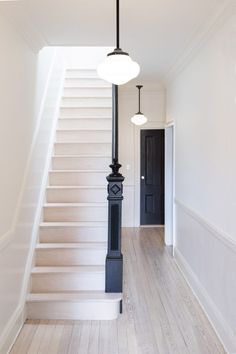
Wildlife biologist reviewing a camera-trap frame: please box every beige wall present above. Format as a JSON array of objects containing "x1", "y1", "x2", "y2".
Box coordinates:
[
  {"x1": 119, "y1": 88, "x2": 166, "y2": 226},
  {"x1": 166, "y1": 11, "x2": 236, "y2": 352}
]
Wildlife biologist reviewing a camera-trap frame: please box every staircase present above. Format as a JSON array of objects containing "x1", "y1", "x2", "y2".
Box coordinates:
[{"x1": 26, "y1": 69, "x2": 122, "y2": 320}]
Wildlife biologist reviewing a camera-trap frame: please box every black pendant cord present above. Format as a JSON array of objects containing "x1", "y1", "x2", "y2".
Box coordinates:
[
  {"x1": 116, "y1": 0, "x2": 120, "y2": 49},
  {"x1": 112, "y1": 85, "x2": 119, "y2": 163},
  {"x1": 110, "y1": 84, "x2": 121, "y2": 176},
  {"x1": 137, "y1": 85, "x2": 143, "y2": 114}
]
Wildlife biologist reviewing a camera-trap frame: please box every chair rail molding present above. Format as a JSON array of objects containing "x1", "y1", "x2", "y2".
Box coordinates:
[
  {"x1": 175, "y1": 199, "x2": 236, "y2": 252},
  {"x1": 164, "y1": 0, "x2": 236, "y2": 85}
]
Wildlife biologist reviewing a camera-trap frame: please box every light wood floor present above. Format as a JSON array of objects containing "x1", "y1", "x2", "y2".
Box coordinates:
[{"x1": 10, "y1": 228, "x2": 225, "y2": 354}]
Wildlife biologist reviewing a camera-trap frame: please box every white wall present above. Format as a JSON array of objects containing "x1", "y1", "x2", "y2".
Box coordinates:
[
  {"x1": 119, "y1": 87, "x2": 166, "y2": 226},
  {"x1": 57, "y1": 46, "x2": 112, "y2": 69},
  {"x1": 166, "y1": 10, "x2": 236, "y2": 353},
  {"x1": 0, "y1": 15, "x2": 64, "y2": 353}
]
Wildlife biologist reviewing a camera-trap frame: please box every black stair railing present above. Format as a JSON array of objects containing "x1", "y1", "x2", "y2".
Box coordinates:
[{"x1": 105, "y1": 84, "x2": 124, "y2": 294}]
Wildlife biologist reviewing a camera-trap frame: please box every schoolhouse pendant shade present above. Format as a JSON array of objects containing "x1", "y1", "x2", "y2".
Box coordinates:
[
  {"x1": 131, "y1": 85, "x2": 148, "y2": 126},
  {"x1": 97, "y1": 0, "x2": 140, "y2": 85},
  {"x1": 97, "y1": 50, "x2": 140, "y2": 85},
  {"x1": 131, "y1": 113, "x2": 148, "y2": 126}
]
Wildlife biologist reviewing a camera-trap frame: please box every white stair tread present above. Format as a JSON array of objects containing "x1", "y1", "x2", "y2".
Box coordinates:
[
  {"x1": 32, "y1": 265, "x2": 105, "y2": 274},
  {"x1": 60, "y1": 104, "x2": 112, "y2": 109},
  {"x1": 44, "y1": 202, "x2": 107, "y2": 207},
  {"x1": 56, "y1": 129, "x2": 111, "y2": 132},
  {"x1": 64, "y1": 83, "x2": 112, "y2": 90},
  {"x1": 47, "y1": 186, "x2": 107, "y2": 189},
  {"x1": 52, "y1": 155, "x2": 110, "y2": 158},
  {"x1": 62, "y1": 95, "x2": 112, "y2": 100},
  {"x1": 36, "y1": 242, "x2": 107, "y2": 249},
  {"x1": 50, "y1": 169, "x2": 108, "y2": 173},
  {"x1": 27, "y1": 291, "x2": 122, "y2": 303},
  {"x1": 54, "y1": 142, "x2": 111, "y2": 145},
  {"x1": 40, "y1": 221, "x2": 107, "y2": 227},
  {"x1": 58, "y1": 117, "x2": 112, "y2": 120}
]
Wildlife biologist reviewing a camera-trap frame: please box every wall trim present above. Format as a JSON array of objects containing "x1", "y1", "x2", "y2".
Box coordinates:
[
  {"x1": 175, "y1": 248, "x2": 236, "y2": 353},
  {"x1": 0, "y1": 304, "x2": 25, "y2": 354},
  {"x1": 164, "y1": 0, "x2": 236, "y2": 84},
  {"x1": 175, "y1": 199, "x2": 236, "y2": 252},
  {"x1": 165, "y1": 121, "x2": 174, "y2": 128}
]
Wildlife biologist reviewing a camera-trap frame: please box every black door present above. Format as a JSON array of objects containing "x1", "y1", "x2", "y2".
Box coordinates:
[{"x1": 140, "y1": 129, "x2": 164, "y2": 225}]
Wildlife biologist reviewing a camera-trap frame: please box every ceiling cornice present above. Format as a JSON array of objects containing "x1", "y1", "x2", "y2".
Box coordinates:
[
  {"x1": 164, "y1": 0, "x2": 236, "y2": 85},
  {"x1": 0, "y1": 7, "x2": 48, "y2": 53}
]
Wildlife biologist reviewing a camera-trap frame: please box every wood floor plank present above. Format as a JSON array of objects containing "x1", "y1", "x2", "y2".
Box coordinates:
[
  {"x1": 38, "y1": 320, "x2": 57, "y2": 354},
  {"x1": 10, "y1": 228, "x2": 225, "y2": 354},
  {"x1": 67, "y1": 322, "x2": 82, "y2": 354},
  {"x1": 88, "y1": 321, "x2": 99, "y2": 354}
]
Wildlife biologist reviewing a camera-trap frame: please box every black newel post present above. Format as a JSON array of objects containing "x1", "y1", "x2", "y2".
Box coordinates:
[{"x1": 105, "y1": 84, "x2": 124, "y2": 293}]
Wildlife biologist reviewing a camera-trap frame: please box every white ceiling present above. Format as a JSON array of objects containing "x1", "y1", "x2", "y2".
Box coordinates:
[{"x1": 0, "y1": 0, "x2": 223, "y2": 85}]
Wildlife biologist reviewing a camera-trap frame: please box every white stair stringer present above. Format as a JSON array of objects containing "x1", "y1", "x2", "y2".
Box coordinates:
[{"x1": 27, "y1": 68, "x2": 121, "y2": 321}]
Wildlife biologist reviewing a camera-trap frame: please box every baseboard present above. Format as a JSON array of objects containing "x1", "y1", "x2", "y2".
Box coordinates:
[
  {"x1": 174, "y1": 248, "x2": 236, "y2": 354},
  {"x1": 0, "y1": 305, "x2": 25, "y2": 354}
]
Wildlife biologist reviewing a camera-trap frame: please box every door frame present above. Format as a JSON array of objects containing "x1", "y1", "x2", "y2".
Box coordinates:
[
  {"x1": 134, "y1": 122, "x2": 165, "y2": 227},
  {"x1": 164, "y1": 122, "x2": 175, "y2": 246}
]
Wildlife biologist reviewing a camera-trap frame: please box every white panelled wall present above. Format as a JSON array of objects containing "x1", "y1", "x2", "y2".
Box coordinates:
[
  {"x1": 0, "y1": 15, "x2": 65, "y2": 354},
  {"x1": 119, "y1": 88, "x2": 166, "y2": 227},
  {"x1": 166, "y1": 9, "x2": 236, "y2": 354}
]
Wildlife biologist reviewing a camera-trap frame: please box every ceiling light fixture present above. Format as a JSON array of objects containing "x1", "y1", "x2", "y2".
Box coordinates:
[
  {"x1": 131, "y1": 85, "x2": 148, "y2": 126},
  {"x1": 97, "y1": 0, "x2": 140, "y2": 85}
]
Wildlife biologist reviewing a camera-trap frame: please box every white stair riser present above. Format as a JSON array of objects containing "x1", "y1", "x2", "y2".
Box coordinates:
[
  {"x1": 27, "y1": 301, "x2": 120, "y2": 320},
  {"x1": 54, "y1": 143, "x2": 111, "y2": 156},
  {"x1": 39, "y1": 226, "x2": 107, "y2": 243},
  {"x1": 31, "y1": 272, "x2": 105, "y2": 292},
  {"x1": 61, "y1": 97, "x2": 112, "y2": 108},
  {"x1": 36, "y1": 248, "x2": 106, "y2": 266},
  {"x1": 49, "y1": 171, "x2": 107, "y2": 186},
  {"x1": 57, "y1": 118, "x2": 112, "y2": 130},
  {"x1": 43, "y1": 206, "x2": 107, "y2": 222},
  {"x1": 56, "y1": 130, "x2": 111, "y2": 143},
  {"x1": 65, "y1": 70, "x2": 98, "y2": 79},
  {"x1": 60, "y1": 107, "x2": 112, "y2": 118},
  {"x1": 64, "y1": 78, "x2": 111, "y2": 88},
  {"x1": 52, "y1": 156, "x2": 110, "y2": 170},
  {"x1": 47, "y1": 188, "x2": 107, "y2": 203},
  {"x1": 63, "y1": 87, "x2": 112, "y2": 97}
]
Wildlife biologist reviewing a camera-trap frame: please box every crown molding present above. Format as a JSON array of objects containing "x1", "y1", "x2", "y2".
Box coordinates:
[
  {"x1": 164, "y1": 0, "x2": 236, "y2": 85},
  {"x1": 0, "y1": 7, "x2": 48, "y2": 53}
]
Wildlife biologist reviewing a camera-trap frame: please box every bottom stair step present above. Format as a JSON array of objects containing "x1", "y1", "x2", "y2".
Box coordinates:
[
  {"x1": 31, "y1": 266, "x2": 105, "y2": 292},
  {"x1": 26, "y1": 292, "x2": 122, "y2": 320}
]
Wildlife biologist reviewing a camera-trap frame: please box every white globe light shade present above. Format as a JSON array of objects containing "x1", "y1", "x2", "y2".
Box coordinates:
[
  {"x1": 131, "y1": 113, "x2": 148, "y2": 126},
  {"x1": 97, "y1": 53, "x2": 140, "y2": 85}
]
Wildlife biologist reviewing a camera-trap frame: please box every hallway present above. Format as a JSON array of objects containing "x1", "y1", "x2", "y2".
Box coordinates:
[{"x1": 10, "y1": 228, "x2": 225, "y2": 354}]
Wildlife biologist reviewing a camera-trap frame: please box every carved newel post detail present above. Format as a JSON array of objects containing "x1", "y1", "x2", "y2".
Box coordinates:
[{"x1": 105, "y1": 84, "x2": 124, "y2": 293}]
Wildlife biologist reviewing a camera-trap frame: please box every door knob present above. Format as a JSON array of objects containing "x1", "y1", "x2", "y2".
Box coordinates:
[{"x1": 141, "y1": 176, "x2": 145, "y2": 180}]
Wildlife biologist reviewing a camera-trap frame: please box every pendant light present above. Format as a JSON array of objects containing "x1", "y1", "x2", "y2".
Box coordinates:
[
  {"x1": 97, "y1": 0, "x2": 140, "y2": 85},
  {"x1": 131, "y1": 85, "x2": 148, "y2": 126}
]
